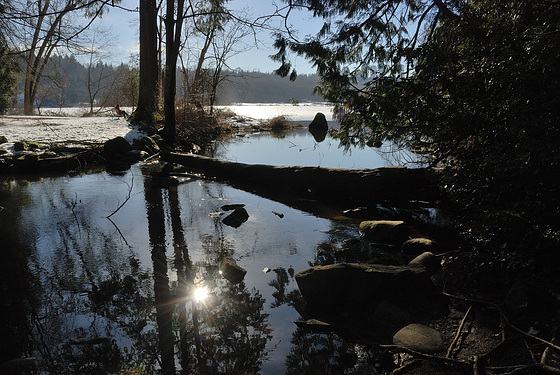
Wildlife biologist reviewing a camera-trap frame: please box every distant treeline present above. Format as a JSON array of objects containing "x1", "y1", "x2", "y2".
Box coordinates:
[
  {"x1": 15, "y1": 55, "x2": 137, "y2": 110},
  {"x1": 15, "y1": 55, "x2": 323, "y2": 109},
  {"x1": 215, "y1": 71, "x2": 324, "y2": 104}
]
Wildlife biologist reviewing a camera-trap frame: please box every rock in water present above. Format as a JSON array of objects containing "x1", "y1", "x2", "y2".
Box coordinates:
[
  {"x1": 401, "y1": 237, "x2": 439, "y2": 259},
  {"x1": 408, "y1": 252, "x2": 442, "y2": 275},
  {"x1": 308, "y1": 112, "x2": 328, "y2": 131},
  {"x1": 222, "y1": 207, "x2": 249, "y2": 228},
  {"x1": 308, "y1": 112, "x2": 328, "y2": 142},
  {"x1": 393, "y1": 323, "x2": 445, "y2": 354},
  {"x1": 295, "y1": 263, "x2": 440, "y2": 312},
  {"x1": 220, "y1": 257, "x2": 247, "y2": 284}
]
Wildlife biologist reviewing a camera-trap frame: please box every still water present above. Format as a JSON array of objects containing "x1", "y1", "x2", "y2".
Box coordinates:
[
  {"x1": 214, "y1": 128, "x2": 417, "y2": 169},
  {"x1": 0, "y1": 128, "x2": 406, "y2": 374}
]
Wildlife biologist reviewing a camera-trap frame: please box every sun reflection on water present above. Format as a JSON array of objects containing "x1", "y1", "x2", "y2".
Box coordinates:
[{"x1": 193, "y1": 286, "x2": 208, "y2": 303}]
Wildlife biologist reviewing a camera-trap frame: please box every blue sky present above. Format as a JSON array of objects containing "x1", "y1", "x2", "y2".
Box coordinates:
[{"x1": 94, "y1": 0, "x2": 323, "y2": 74}]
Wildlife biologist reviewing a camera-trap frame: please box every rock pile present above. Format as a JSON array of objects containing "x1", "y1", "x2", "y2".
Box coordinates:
[{"x1": 295, "y1": 219, "x2": 448, "y2": 353}]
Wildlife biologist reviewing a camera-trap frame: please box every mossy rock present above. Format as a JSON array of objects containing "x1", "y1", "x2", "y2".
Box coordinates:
[
  {"x1": 13, "y1": 141, "x2": 44, "y2": 152},
  {"x1": 0, "y1": 135, "x2": 8, "y2": 143},
  {"x1": 359, "y1": 220, "x2": 411, "y2": 245}
]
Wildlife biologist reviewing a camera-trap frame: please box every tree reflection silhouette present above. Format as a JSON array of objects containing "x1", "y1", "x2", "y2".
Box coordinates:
[
  {"x1": 190, "y1": 280, "x2": 272, "y2": 374},
  {"x1": 144, "y1": 176, "x2": 176, "y2": 375},
  {"x1": 183, "y1": 234, "x2": 273, "y2": 374},
  {"x1": 0, "y1": 180, "x2": 41, "y2": 368},
  {"x1": 168, "y1": 185, "x2": 195, "y2": 373},
  {"x1": 145, "y1": 170, "x2": 273, "y2": 374},
  {"x1": 3, "y1": 169, "x2": 286, "y2": 374},
  {"x1": 286, "y1": 329, "x2": 358, "y2": 375}
]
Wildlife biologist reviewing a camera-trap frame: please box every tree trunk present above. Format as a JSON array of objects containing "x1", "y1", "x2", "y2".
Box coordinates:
[
  {"x1": 136, "y1": 0, "x2": 159, "y2": 128},
  {"x1": 163, "y1": 0, "x2": 185, "y2": 146},
  {"x1": 189, "y1": 30, "x2": 215, "y2": 109}
]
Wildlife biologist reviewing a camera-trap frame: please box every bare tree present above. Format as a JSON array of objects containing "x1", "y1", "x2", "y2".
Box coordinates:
[
  {"x1": 4, "y1": 0, "x2": 112, "y2": 115},
  {"x1": 82, "y1": 27, "x2": 116, "y2": 114},
  {"x1": 207, "y1": 17, "x2": 252, "y2": 111}
]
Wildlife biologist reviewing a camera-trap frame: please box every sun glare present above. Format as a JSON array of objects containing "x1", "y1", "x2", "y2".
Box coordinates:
[{"x1": 193, "y1": 286, "x2": 208, "y2": 303}]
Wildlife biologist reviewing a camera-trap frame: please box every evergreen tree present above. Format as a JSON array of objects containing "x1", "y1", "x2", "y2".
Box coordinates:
[
  {"x1": 0, "y1": 36, "x2": 18, "y2": 114},
  {"x1": 276, "y1": 0, "x2": 560, "y2": 263}
]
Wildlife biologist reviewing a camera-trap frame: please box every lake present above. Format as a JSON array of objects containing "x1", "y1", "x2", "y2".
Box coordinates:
[{"x1": 0, "y1": 104, "x2": 417, "y2": 374}]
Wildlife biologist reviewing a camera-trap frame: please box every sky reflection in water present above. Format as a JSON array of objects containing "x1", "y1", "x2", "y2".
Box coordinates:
[
  {"x1": 214, "y1": 127, "x2": 419, "y2": 169},
  {"x1": 0, "y1": 130, "x2": 374, "y2": 374}
]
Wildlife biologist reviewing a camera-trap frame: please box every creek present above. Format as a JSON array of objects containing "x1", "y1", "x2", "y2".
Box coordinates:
[{"x1": 0, "y1": 124, "x2": 420, "y2": 374}]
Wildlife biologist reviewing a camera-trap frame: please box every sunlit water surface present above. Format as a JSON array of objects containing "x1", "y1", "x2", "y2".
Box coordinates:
[{"x1": 1, "y1": 106, "x2": 419, "y2": 374}]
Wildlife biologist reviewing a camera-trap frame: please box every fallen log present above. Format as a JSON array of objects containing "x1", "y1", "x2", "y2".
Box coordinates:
[{"x1": 162, "y1": 151, "x2": 441, "y2": 207}]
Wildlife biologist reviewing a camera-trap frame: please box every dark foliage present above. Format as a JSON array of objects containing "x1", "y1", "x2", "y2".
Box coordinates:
[
  {"x1": 0, "y1": 37, "x2": 18, "y2": 114},
  {"x1": 276, "y1": 0, "x2": 560, "y2": 277}
]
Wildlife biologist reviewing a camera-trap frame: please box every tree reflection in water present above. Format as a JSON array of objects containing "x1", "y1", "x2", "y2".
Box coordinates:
[
  {"x1": 144, "y1": 170, "x2": 272, "y2": 374},
  {"x1": 286, "y1": 329, "x2": 358, "y2": 375},
  {"x1": 1, "y1": 167, "x2": 376, "y2": 374}
]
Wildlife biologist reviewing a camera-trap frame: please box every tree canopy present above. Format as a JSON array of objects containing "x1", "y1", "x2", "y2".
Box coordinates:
[{"x1": 276, "y1": 0, "x2": 560, "y2": 265}]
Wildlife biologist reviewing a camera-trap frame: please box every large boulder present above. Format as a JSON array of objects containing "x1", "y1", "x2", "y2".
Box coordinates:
[
  {"x1": 103, "y1": 136, "x2": 130, "y2": 157},
  {"x1": 308, "y1": 112, "x2": 328, "y2": 142},
  {"x1": 295, "y1": 262, "x2": 447, "y2": 342},
  {"x1": 359, "y1": 220, "x2": 410, "y2": 245},
  {"x1": 308, "y1": 112, "x2": 328, "y2": 131},
  {"x1": 295, "y1": 262, "x2": 440, "y2": 311}
]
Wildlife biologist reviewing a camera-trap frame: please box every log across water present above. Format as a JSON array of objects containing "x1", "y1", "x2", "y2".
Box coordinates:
[{"x1": 162, "y1": 151, "x2": 441, "y2": 208}]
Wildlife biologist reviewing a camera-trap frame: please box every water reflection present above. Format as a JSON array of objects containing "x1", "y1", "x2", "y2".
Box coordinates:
[
  {"x1": 143, "y1": 165, "x2": 275, "y2": 374},
  {"x1": 213, "y1": 128, "x2": 421, "y2": 169},
  {"x1": 1, "y1": 154, "x2": 371, "y2": 374}
]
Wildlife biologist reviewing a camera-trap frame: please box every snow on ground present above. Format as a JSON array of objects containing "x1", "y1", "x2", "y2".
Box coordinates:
[
  {"x1": 215, "y1": 102, "x2": 334, "y2": 122},
  {"x1": 0, "y1": 115, "x2": 143, "y2": 143},
  {"x1": 0, "y1": 107, "x2": 144, "y2": 155},
  {"x1": 0, "y1": 103, "x2": 335, "y2": 155}
]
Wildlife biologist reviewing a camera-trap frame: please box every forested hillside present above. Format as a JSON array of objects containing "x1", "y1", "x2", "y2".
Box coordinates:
[
  {"x1": 16, "y1": 55, "x2": 137, "y2": 110},
  {"x1": 215, "y1": 71, "x2": 323, "y2": 104},
  {"x1": 15, "y1": 55, "x2": 322, "y2": 109}
]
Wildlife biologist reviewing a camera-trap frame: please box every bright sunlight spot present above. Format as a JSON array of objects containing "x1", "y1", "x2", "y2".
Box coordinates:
[{"x1": 193, "y1": 286, "x2": 208, "y2": 303}]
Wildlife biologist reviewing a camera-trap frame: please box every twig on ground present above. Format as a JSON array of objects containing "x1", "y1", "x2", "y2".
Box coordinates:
[
  {"x1": 473, "y1": 355, "x2": 484, "y2": 375},
  {"x1": 379, "y1": 344, "x2": 472, "y2": 369},
  {"x1": 442, "y1": 291, "x2": 560, "y2": 353},
  {"x1": 447, "y1": 305, "x2": 473, "y2": 358},
  {"x1": 541, "y1": 327, "x2": 559, "y2": 365}
]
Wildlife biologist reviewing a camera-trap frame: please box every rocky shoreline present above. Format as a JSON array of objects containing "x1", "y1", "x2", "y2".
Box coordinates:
[
  {"x1": 278, "y1": 218, "x2": 558, "y2": 374},
  {"x1": 0, "y1": 134, "x2": 165, "y2": 174}
]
